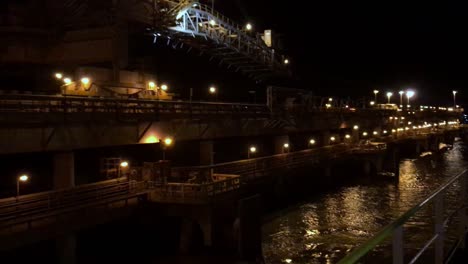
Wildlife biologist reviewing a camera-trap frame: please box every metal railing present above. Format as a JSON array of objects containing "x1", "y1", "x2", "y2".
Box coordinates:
[
  {"x1": 0, "y1": 178, "x2": 148, "y2": 233},
  {"x1": 338, "y1": 170, "x2": 468, "y2": 264},
  {"x1": 0, "y1": 94, "x2": 270, "y2": 117}
]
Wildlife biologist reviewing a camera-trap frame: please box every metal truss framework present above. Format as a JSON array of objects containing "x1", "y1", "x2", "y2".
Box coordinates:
[{"x1": 153, "y1": 0, "x2": 289, "y2": 80}]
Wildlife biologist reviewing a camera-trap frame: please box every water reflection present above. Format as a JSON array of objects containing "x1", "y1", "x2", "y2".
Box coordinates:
[{"x1": 263, "y1": 141, "x2": 468, "y2": 264}]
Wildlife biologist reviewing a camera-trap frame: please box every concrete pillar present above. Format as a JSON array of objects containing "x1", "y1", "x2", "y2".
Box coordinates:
[
  {"x1": 321, "y1": 131, "x2": 331, "y2": 146},
  {"x1": 57, "y1": 234, "x2": 76, "y2": 264},
  {"x1": 352, "y1": 128, "x2": 360, "y2": 143},
  {"x1": 238, "y1": 195, "x2": 262, "y2": 261},
  {"x1": 200, "y1": 141, "x2": 214, "y2": 165},
  {"x1": 53, "y1": 151, "x2": 75, "y2": 189},
  {"x1": 363, "y1": 160, "x2": 372, "y2": 176},
  {"x1": 274, "y1": 135, "x2": 289, "y2": 154}
]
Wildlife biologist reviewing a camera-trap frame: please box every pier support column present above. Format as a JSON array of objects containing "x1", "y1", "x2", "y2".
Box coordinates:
[
  {"x1": 200, "y1": 141, "x2": 214, "y2": 165},
  {"x1": 274, "y1": 135, "x2": 289, "y2": 154},
  {"x1": 53, "y1": 151, "x2": 75, "y2": 189},
  {"x1": 57, "y1": 234, "x2": 76, "y2": 264},
  {"x1": 238, "y1": 195, "x2": 262, "y2": 261}
]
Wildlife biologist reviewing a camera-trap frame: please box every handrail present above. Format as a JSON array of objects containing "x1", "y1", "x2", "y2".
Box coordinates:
[{"x1": 337, "y1": 169, "x2": 468, "y2": 264}]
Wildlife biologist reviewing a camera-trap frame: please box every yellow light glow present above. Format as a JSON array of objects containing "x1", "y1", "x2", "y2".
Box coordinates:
[
  {"x1": 19, "y1": 175, "x2": 28, "y2": 182},
  {"x1": 246, "y1": 23, "x2": 253, "y2": 31},
  {"x1": 373, "y1": 90, "x2": 379, "y2": 94},
  {"x1": 370, "y1": 101, "x2": 375, "y2": 106},
  {"x1": 161, "y1": 84, "x2": 168, "y2": 91},
  {"x1": 330, "y1": 136, "x2": 336, "y2": 141},
  {"x1": 373, "y1": 131, "x2": 378, "y2": 135},
  {"x1": 309, "y1": 139, "x2": 315, "y2": 145},
  {"x1": 284, "y1": 259, "x2": 292, "y2": 264},
  {"x1": 209, "y1": 86, "x2": 216, "y2": 94},
  {"x1": 345, "y1": 134, "x2": 351, "y2": 139},
  {"x1": 63, "y1": 78, "x2": 72, "y2": 84},
  {"x1": 383, "y1": 130, "x2": 388, "y2": 134},
  {"x1": 249, "y1": 146, "x2": 257, "y2": 153},
  {"x1": 284, "y1": 59, "x2": 290, "y2": 65},
  {"x1": 363, "y1": 132, "x2": 368, "y2": 136},
  {"x1": 120, "y1": 161, "x2": 129, "y2": 168},
  {"x1": 164, "y1": 137, "x2": 173, "y2": 146},
  {"x1": 283, "y1": 143, "x2": 289, "y2": 148},
  {"x1": 81, "y1": 77, "x2": 90, "y2": 85},
  {"x1": 55, "y1": 73, "x2": 63, "y2": 79},
  {"x1": 144, "y1": 135, "x2": 159, "y2": 144},
  {"x1": 353, "y1": 125, "x2": 359, "y2": 130},
  {"x1": 148, "y1": 81, "x2": 156, "y2": 90}
]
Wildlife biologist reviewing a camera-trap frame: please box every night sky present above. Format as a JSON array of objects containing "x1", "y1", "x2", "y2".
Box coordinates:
[{"x1": 208, "y1": 0, "x2": 468, "y2": 106}]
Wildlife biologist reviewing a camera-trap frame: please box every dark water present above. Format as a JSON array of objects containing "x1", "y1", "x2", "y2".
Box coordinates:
[{"x1": 262, "y1": 140, "x2": 468, "y2": 264}]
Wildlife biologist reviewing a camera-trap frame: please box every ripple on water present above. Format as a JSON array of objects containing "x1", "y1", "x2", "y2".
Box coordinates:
[{"x1": 263, "y1": 141, "x2": 468, "y2": 264}]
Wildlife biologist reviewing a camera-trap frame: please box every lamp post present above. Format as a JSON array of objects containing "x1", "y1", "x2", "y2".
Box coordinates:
[
  {"x1": 373, "y1": 90, "x2": 379, "y2": 103},
  {"x1": 309, "y1": 139, "x2": 316, "y2": 147},
  {"x1": 406, "y1": 90, "x2": 415, "y2": 107},
  {"x1": 399, "y1": 91, "x2": 404, "y2": 107},
  {"x1": 453, "y1": 91, "x2": 458, "y2": 107},
  {"x1": 119, "y1": 161, "x2": 129, "y2": 180},
  {"x1": 162, "y1": 137, "x2": 173, "y2": 160},
  {"x1": 16, "y1": 174, "x2": 29, "y2": 201},
  {"x1": 209, "y1": 86, "x2": 217, "y2": 101},
  {"x1": 282, "y1": 143, "x2": 289, "y2": 154},
  {"x1": 386, "y1": 92, "x2": 393, "y2": 104},
  {"x1": 248, "y1": 146, "x2": 256, "y2": 159}
]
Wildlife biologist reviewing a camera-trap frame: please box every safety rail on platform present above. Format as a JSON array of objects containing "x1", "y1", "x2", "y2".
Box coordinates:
[
  {"x1": 0, "y1": 94, "x2": 270, "y2": 116},
  {"x1": 148, "y1": 174, "x2": 241, "y2": 203},
  {"x1": 0, "y1": 179, "x2": 147, "y2": 232},
  {"x1": 337, "y1": 170, "x2": 468, "y2": 264}
]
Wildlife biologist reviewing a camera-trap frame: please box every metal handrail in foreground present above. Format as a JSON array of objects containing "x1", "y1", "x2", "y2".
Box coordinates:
[{"x1": 338, "y1": 170, "x2": 468, "y2": 264}]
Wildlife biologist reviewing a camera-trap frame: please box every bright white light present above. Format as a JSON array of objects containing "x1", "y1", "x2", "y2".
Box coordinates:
[
  {"x1": 55, "y1": 73, "x2": 63, "y2": 79},
  {"x1": 406, "y1": 90, "x2": 415, "y2": 98},
  {"x1": 373, "y1": 131, "x2": 378, "y2": 135},
  {"x1": 284, "y1": 59, "x2": 290, "y2": 65},
  {"x1": 453, "y1": 91, "x2": 458, "y2": 95},
  {"x1": 345, "y1": 134, "x2": 351, "y2": 139},
  {"x1": 209, "y1": 86, "x2": 216, "y2": 94},
  {"x1": 353, "y1": 125, "x2": 359, "y2": 130},
  {"x1": 249, "y1": 146, "x2": 257, "y2": 153},
  {"x1": 19, "y1": 175, "x2": 29, "y2": 182},
  {"x1": 63, "y1": 78, "x2": 72, "y2": 84},
  {"x1": 210, "y1": 19, "x2": 216, "y2": 26},
  {"x1": 161, "y1": 84, "x2": 168, "y2": 91},
  {"x1": 148, "y1": 81, "x2": 156, "y2": 89},
  {"x1": 328, "y1": 98, "x2": 333, "y2": 102},
  {"x1": 164, "y1": 137, "x2": 173, "y2": 146},
  {"x1": 373, "y1": 90, "x2": 379, "y2": 95},
  {"x1": 283, "y1": 143, "x2": 289, "y2": 148},
  {"x1": 399, "y1": 91, "x2": 404, "y2": 95},
  {"x1": 383, "y1": 130, "x2": 388, "y2": 134},
  {"x1": 120, "y1": 161, "x2": 129, "y2": 168},
  {"x1": 246, "y1": 23, "x2": 253, "y2": 31},
  {"x1": 363, "y1": 132, "x2": 368, "y2": 136},
  {"x1": 309, "y1": 139, "x2": 316, "y2": 145},
  {"x1": 330, "y1": 136, "x2": 336, "y2": 141},
  {"x1": 81, "y1": 77, "x2": 90, "y2": 85},
  {"x1": 370, "y1": 101, "x2": 375, "y2": 106}
]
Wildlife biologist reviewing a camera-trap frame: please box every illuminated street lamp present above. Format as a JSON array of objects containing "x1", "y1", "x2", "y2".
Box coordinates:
[
  {"x1": 353, "y1": 125, "x2": 359, "y2": 130},
  {"x1": 406, "y1": 90, "x2": 415, "y2": 106},
  {"x1": 17, "y1": 174, "x2": 29, "y2": 201},
  {"x1": 370, "y1": 101, "x2": 375, "y2": 106},
  {"x1": 161, "y1": 84, "x2": 168, "y2": 91},
  {"x1": 209, "y1": 86, "x2": 217, "y2": 101},
  {"x1": 162, "y1": 137, "x2": 173, "y2": 160},
  {"x1": 210, "y1": 19, "x2": 216, "y2": 26},
  {"x1": 399, "y1": 91, "x2": 405, "y2": 107},
  {"x1": 453, "y1": 91, "x2": 458, "y2": 107},
  {"x1": 386, "y1": 92, "x2": 393, "y2": 104},
  {"x1": 284, "y1": 59, "x2": 289, "y2": 65},
  {"x1": 246, "y1": 23, "x2": 253, "y2": 31},
  {"x1": 63, "y1": 77, "x2": 72, "y2": 85},
  {"x1": 148, "y1": 81, "x2": 156, "y2": 90},
  {"x1": 309, "y1": 139, "x2": 316, "y2": 146},
  {"x1": 373, "y1": 90, "x2": 379, "y2": 103},
  {"x1": 248, "y1": 146, "x2": 257, "y2": 159},
  {"x1": 55, "y1": 73, "x2": 63, "y2": 80},
  {"x1": 282, "y1": 143, "x2": 290, "y2": 153},
  {"x1": 118, "y1": 161, "x2": 129, "y2": 180},
  {"x1": 80, "y1": 77, "x2": 90, "y2": 86}
]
